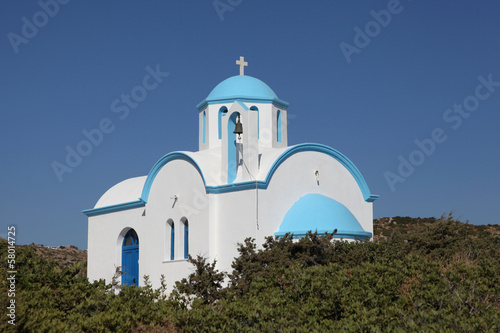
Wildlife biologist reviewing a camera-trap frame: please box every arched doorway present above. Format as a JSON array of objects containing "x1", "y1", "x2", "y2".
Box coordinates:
[{"x1": 122, "y1": 229, "x2": 139, "y2": 286}]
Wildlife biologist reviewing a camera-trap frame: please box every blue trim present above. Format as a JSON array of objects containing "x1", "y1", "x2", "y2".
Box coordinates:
[
  {"x1": 202, "y1": 111, "x2": 206, "y2": 144},
  {"x1": 82, "y1": 199, "x2": 146, "y2": 217},
  {"x1": 196, "y1": 100, "x2": 207, "y2": 110},
  {"x1": 83, "y1": 143, "x2": 378, "y2": 216},
  {"x1": 170, "y1": 222, "x2": 175, "y2": 260},
  {"x1": 197, "y1": 98, "x2": 289, "y2": 111},
  {"x1": 206, "y1": 180, "x2": 266, "y2": 193},
  {"x1": 184, "y1": 222, "x2": 189, "y2": 259},
  {"x1": 277, "y1": 110, "x2": 282, "y2": 143},
  {"x1": 140, "y1": 152, "x2": 207, "y2": 203},
  {"x1": 236, "y1": 101, "x2": 249, "y2": 110}
]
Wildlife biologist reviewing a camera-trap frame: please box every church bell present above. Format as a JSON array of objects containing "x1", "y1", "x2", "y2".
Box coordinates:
[{"x1": 233, "y1": 115, "x2": 243, "y2": 139}]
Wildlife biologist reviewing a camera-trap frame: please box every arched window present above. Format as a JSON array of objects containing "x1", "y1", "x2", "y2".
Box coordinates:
[
  {"x1": 181, "y1": 217, "x2": 189, "y2": 259},
  {"x1": 168, "y1": 220, "x2": 175, "y2": 260},
  {"x1": 218, "y1": 106, "x2": 228, "y2": 139},
  {"x1": 250, "y1": 106, "x2": 259, "y2": 138},
  {"x1": 123, "y1": 229, "x2": 139, "y2": 246},
  {"x1": 166, "y1": 219, "x2": 173, "y2": 260},
  {"x1": 202, "y1": 111, "x2": 206, "y2": 144},
  {"x1": 277, "y1": 110, "x2": 282, "y2": 143}
]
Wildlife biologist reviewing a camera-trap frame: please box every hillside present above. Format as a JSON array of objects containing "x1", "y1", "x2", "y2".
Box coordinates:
[
  {"x1": 0, "y1": 239, "x2": 86, "y2": 268},
  {"x1": 374, "y1": 215, "x2": 500, "y2": 241},
  {"x1": 33, "y1": 244, "x2": 87, "y2": 268}
]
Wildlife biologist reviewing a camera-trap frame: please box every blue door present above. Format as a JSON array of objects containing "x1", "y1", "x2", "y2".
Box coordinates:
[{"x1": 122, "y1": 229, "x2": 139, "y2": 287}]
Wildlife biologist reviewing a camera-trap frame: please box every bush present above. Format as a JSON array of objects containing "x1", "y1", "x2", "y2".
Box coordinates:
[{"x1": 1, "y1": 215, "x2": 498, "y2": 332}]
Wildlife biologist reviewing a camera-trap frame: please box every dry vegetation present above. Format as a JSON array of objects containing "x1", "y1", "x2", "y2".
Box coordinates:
[{"x1": 34, "y1": 244, "x2": 86, "y2": 268}]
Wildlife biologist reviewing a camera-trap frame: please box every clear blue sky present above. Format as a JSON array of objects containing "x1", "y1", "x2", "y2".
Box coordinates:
[{"x1": 1, "y1": 1, "x2": 499, "y2": 249}]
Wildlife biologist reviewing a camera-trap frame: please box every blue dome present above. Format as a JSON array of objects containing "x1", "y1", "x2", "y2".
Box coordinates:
[
  {"x1": 197, "y1": 75, "x2": 289, "y2": 110},
  {"x1": 208, "y1": 75, "x2": 278, "y2": 101},
  {"x1": 275, "y1": 194, "x2": 372, "y2": 240}
]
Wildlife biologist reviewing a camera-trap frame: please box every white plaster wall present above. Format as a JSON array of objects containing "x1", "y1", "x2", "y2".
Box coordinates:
[
  {"x1": 210, "y1": 189, "x2": 260, "y2": 274},
  {"x1": 94, "y1": 176, "x2": 146, "y2": 208},
  {"x1": 256, "y1": 103, "x2": 276, "y2": 148},
  {"x1": 240, "y1": 102, "x2": 272, "y2": 148},
  {"x1": 143, "y1": 159, "x2": 210, "y2": 291},
  {"x1": 239, "y1": 107, "x2": 259, "y2": 182},
  {"x1": 87, "y1": 207, "x2": 145, "y2": 285}
]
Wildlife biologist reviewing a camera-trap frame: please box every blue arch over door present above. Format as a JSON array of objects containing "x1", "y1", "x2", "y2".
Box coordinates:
[{"x1": 122, "y1": 229, "x2": 139, "y2": 287}]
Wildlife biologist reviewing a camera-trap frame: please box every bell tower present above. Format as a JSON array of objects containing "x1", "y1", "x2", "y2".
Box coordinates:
[{"x1": 196, "y1": 57, "x2": 290, "y2": 183}]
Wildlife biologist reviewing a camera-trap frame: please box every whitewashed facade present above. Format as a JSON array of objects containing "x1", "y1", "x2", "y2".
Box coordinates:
[{"x1": 84, "y1": 63, "x2": 378, "y2": 291}]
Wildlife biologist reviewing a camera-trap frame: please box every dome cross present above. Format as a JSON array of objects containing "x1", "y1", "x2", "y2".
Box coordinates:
[{"x1": 236, "y1": 56, "x2": 248, "y2": 75}]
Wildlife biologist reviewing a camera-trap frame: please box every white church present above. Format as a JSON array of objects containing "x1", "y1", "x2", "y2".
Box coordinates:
[{"x1": 83, "y1": 57, "x2": 378, "y2": 289}]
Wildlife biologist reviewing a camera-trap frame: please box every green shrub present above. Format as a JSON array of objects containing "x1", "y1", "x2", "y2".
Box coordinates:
[{"x1": 1, "y1": 215, "x2": 498, "y2": 332}]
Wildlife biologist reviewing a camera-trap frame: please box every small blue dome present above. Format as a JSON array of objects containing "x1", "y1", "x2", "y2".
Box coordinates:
[
  {"x1": 208, "y1": 75, "x2": 278, "y2": 101},
  {"x1": 275, "y1": 194, "x2": 372, "y2": 240},
  {"x1": 197, "y1": 75, "x2": 289, "y2": 110}
]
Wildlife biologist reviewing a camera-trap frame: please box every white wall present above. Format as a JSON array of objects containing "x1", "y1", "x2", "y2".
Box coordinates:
[
  {"x1": 210, "y1": 189, "x2": 260, "y2": 273},
  {"x1": 87, "y1": 207, "x2": 145, "y2": 285},
  {"x1": 142, "y1": 159, "x2": 210, "y2": 291}
]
